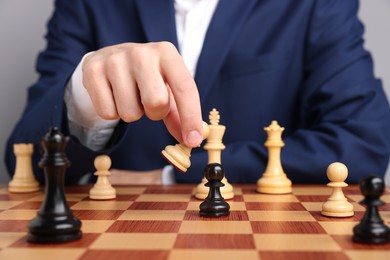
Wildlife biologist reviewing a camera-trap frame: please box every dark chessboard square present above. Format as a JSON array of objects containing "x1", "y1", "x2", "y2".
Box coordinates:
[
  {"x1": 79, "y1": 249, "x2": 170, "y2": 260},
  {"x1": 295, "y1": 195, "x2": 329, "y2": 202},
  {"x1": 0, "y1": 220, "x2": 29, "y2": 232},
  {"x1": 245, "y1": 202, "x2": 306, "y2": 211},
  {"x1": 128, "y1": 202, "x2": 188, "y2": 210},
  {"x1": 174, "y1": 234, "x2": 255, "y2": 249},
  {"x1": 251, "y1": 221, "x2": 327, "y2": 234},
  {"x1": 65, "y1": 185, "x2": 93, "y2": 194},
  {"x1": 144, "y1": 186, "x2": 194, "y2": 194},
  {"x1": 83, "y1": 194, "x2": 139, "y2": 201},
  {"x1": 107, "y1": 220, "x2": 181, "y2": 233},
  {"x1": 184, "y1": 210, "x2": 249, "y2": 221},
  {"x1": 72, "y1": 210, "x2": 124, "y2": 220},
  {"x1": 10, "y1": 233, "x2": 100, "y2": 248},
  {"x1": 259, "y1": 251, "x2": 350, "y2": 260}
]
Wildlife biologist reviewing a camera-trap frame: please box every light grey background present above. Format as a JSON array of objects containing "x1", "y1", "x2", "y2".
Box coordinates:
[{"x1": 0, "y1": 0, "x2": 389, "y2": 184}]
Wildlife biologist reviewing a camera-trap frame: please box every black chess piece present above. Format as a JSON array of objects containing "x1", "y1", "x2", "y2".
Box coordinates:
[
  {"x1": 199, "y1": 163, "x2": 230, "y2": 217},
  {"x1": 28, "y1": 127, "x2": 82, "y2": 243},
  {"x1": 353, "y1": 176, "x2": 390, "y2": 244}
]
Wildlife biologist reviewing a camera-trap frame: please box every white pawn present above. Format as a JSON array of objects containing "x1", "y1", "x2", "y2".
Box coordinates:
[
  {"x1": 8, "y1": 143, "x2": 40, "y2": 193},
  {"x1": 321, "y1": 162, "x2": 354, "y2": 217},
  {"x1": 89, "y1": 155, "x2": 116, "y2": 200}
]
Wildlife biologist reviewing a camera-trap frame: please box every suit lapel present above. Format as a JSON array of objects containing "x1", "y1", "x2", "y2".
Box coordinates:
[
  {"x1": 195, "y1": 0, "x2": 257, "y2": 103},
  {"x1": 134, "y1": 0, "x2": 178, "y2": 48}
]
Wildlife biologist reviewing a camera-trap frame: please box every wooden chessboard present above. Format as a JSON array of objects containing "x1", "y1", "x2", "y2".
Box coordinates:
[{"x1": 0, "y1": 184, "x2": 389, "y2": 260}]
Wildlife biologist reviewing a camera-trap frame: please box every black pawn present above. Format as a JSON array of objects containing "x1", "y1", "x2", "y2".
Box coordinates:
[
  {"x1": 199, "y1": 163, "x2": 230, "y2": 217},
  {"x1": 353, "y1": 176, "x2": 390, "y2": 244},
  {"x1": 28, "y1": 127, "x2": 82, "y2": 243}
]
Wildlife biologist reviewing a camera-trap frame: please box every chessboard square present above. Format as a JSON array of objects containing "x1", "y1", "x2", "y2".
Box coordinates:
[
  {"x1": 169, "y1": 249, "x2": 259, "y2": 260},
  {"x1": 11, "y1": 233, "x2": 100, "y2": 248},
  {"x1": 144, "y1": 186, "x2": 194, "y2": 194},
  {"x1": 81, "y1": 220, "x2": 115, "y2": 233},
  {"x1": 0, "y1": 220, "x2": 29, "y2": 232},
  {"x1": 310, "y1": 211, "x2": 363, "y2": 222},
  {"x1": 0, "y1": 187, "x2": 8, "y2": 194},
  {"x1": 0, "y1": 201, "x2": 24, "y2": 210},
  {"x1": 106, "y1": 194, "x2": 139, "y2": 201},
  {"x1": 107, "y1": 220, "x2": 181, "y2": 233},
  {"x1": 319, "y1": 222, "x2": 357, "y2": 235},
  {"x1": 251, "y1": 221, "x2": 326, "y2": 234},
  {"x1": 346, "y1": 250, "x2": 390, "y2": 260},
  {"x1": 295, "y1": 195, "x2": 329, "y2": 202},
  {"x1": 9, "y1": 201, "x2": 45, "y2": 210},
  {"x1": 247, "y1": 211, "x2": 315, "y2": 221},
  {"x1": 259, "y1": 251, "x2": 349, "y2": 260},
  {"x1": 73, "y1": 210, "x2": 124, "y2": 220},
  {"x1": 183, "y1": 210, "x2": 249, "y2": 221},
  {"x1": 179, "y1": 221, "x2": 252, "y2": 234},
  {"x1": 129, "y1": 202, "x2": 188, "y2": 210},
  {"x1": 0, "y1": 233, "x2": 25, "y2": 249},
  {"x1": 80, "y1": 249, "x2": 169, "y2": 260},
  {"x1": 71, "y1": 201, "x2": 132, "y2": 210},
  {"x1": 0, "y1": 248, "x2": 85, "y2": 260},
  {"x1": 0, "y1": 210, "x2": 37, "y2": 220},
  {"x1": 187, "y1": 201, "x2": 246, "y2": 211},
  {"x1": 0, "y1": 193, "x2": 40, "y2": 201},
  {"x1": 233, "y1": 187, "x2": 243, "y2": 195},
  {"x1": 118, "y1": 210, "x2": 185, "y2": 221},
  {"x1": 243, "y1": 194, "x2": 299, "y2": 202},
  {"x1": 292, "y1": 186, "x2": 331, "y2": 195},
  {"x1": 90, "y1": 233, "x2": 177, "y2": 250},
  {"x1": 245, "y1": 202, "x2": 305, "y2": 211},
  {"x1": 332, "y1": 235, "x2": 390, "y2": 250},
  {"x1": 115, "y1": 187, "x2": 146, "y2": 195},
  {"x1": 174, "y1": 234, "x2": 255, "y2": 249},
  {"x1": 136, "y1": 194, "x2": 191, "y2": 202},
  {"x1": 254, "y1": 234, "x2": 341, "y2": 251}
]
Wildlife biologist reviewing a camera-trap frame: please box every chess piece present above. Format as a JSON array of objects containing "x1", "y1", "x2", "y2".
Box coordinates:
[
  {"x1": 195, "y1": 109, "x2": 234, "y2": 200},
  {"x1": 353, "y1": 176, "x2": 390, "y2": 244},
  {"x1": 89, "y1": 155, "x2": 116, "y2": 200},
  {"x1": 8, "y1": 143, "x2": 40, "y2": 193},
  {"x1": 162, "y1": 121, "x2": 210, "y2": 172},
  {"x1": 257, "y1": 121, "x2": 292, "y2": 194},
  {"x1": 28, "y1": 127, "x2": 82, "y2": 243},
  {"x1": 321, "y1": 162, "x2": 354, "y2": 217},
  {"x1": 199, "y1": 163, "x2": 230, "y2": 217}
]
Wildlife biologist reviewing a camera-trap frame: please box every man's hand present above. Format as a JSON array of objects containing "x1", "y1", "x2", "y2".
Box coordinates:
[{"x1": 82, "y1": 42, "x2": 203, "y2": 147}]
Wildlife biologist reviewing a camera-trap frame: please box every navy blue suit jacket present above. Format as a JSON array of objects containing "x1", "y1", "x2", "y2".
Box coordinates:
[{"x1": 5, "y1": 0, "x2": 390, "y2": 184}]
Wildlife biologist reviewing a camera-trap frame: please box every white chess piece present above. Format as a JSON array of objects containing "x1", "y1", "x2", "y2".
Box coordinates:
[
  {"x1": 257, "y1": 121, "x2": 292, "y2": 194},
  {"x1": 195, "y1": 109, "x2": 234, "y2": 200},
  {"x1": 8, "y1": 144, "x2": 40, "y2": 193},
  {"x1": 89, "y1": 155, "x2": 116, "y2": 200},
  {"x1": 162, "y1": 122, "x2": 210, "y2": 172},
  {"x1": 321, "y1": 162, "x2": 354, "y2": 217}
]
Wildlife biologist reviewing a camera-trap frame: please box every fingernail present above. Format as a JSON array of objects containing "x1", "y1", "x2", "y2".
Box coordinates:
[{"x1": 186, "y1": 130, "x2": 202, "y2": 147}]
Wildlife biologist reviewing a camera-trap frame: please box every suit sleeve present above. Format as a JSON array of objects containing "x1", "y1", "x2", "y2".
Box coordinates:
[
  {"x1": 4, "y1": 0, "x2": 112, "y2": 184},
  {"x1": 178, "y1": 0, "x2": 390, "y2": 184}
]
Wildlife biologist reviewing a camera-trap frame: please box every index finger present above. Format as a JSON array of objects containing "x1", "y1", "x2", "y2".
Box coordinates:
[{"x1": 159, "y1": 43, "x2": 203, "y2": 148}]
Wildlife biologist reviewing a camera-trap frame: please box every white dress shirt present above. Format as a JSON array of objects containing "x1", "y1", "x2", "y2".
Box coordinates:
[{"x1": 64, "y1": 0, "x2": 219, "y2": 184}]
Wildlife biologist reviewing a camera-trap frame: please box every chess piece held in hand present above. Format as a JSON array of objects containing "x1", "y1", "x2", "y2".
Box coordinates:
[
  {"x1": 89, "y1": 155, "x2": 116, "y2": 200},
  {"x1": 257, "y1": 121, "x2": 292, "y2": 194},
  {"x1": 321, "y1": 162, "x2": 354, "y2": 217},
  {"x1": 199, "y1": 163, "x2": 230, "y2": 217},
  {"x1": 195, "y1": 108, "x2": 234, "y2": 200},
  {"x1": 162, "y1": 121, "x2": 210, "y2": 172},
  {"x1": 28, "y1": 127, "x2": 82, "y2": 243},
  {"x1": 8, "y1": 143, "x2": 40, "y2": 193},
  {"x1": 353, "y1": 176, "x2": 390, "y2": 244}
]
